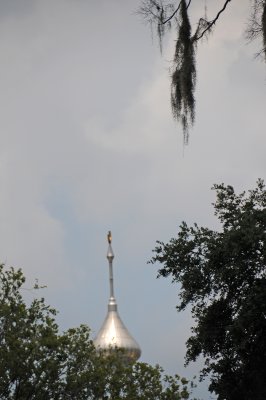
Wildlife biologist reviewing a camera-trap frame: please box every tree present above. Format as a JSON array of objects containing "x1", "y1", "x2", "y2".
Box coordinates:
[
  {"x1": 139, "y1": 0, "x2": 266, "y2": 144},
  {"x1": 0, "y1": 264, "x2": 195, "y2": 399},
  {"x1": 150, "y1": 179, "x2": 266, "y2": 399}
]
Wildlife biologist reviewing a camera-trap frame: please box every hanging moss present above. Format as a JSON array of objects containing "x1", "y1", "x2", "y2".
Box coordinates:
[
  {"x1": 171, "y1": 0, "x2": 196, "y2": 144},
  {"x1": 139, "y1": 0, "x2": 265, "y2": 145}
]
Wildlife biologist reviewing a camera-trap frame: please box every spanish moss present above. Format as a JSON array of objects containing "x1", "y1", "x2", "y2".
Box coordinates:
[{"x1": 171, "y1": 0, "x2": 196, "y2": 144}]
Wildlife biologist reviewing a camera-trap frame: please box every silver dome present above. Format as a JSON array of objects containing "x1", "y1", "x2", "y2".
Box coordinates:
[{"x1": 94, "y1": 232, "x2": 141, "y2": 362}]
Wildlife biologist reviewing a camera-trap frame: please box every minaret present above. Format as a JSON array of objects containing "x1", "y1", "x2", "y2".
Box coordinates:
[{"x1": 94, "y1": 231, "x2": 141, "y2": 362}]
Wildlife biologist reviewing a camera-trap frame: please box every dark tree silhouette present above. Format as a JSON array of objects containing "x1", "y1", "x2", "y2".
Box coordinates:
[{"x1": 150, "y1": 180, "x2": 266, "y2": 399}]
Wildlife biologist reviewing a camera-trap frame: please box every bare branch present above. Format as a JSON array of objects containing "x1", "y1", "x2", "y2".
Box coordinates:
[
  {"x1": 246, "y1": 0, "x2": 266, "y2": 59},
  {"x1": 161, "y1": 1, "x2": 182, "y2": 24},
  {"x1": 162, "y1": 0, "x2": 192, "y2": 24},
  {"x1": 193, "y1": 0, "x2": 232, "y2": 41}
]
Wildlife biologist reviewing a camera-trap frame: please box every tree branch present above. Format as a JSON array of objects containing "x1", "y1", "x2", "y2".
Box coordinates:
[
  {"x1": 162, "y1": 0, "x2": 192, "y2": 25},
  {"x1": 162, "y1": 0, "x2": 181, "y2": 25},
  {"x1": 194, "y1": 0, "x2": 232, "y2": 41}
]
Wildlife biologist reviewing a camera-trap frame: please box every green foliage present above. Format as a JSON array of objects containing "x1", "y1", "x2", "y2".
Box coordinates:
[
  {"x1": 139, "y1": 0, "x2": 266, "y2": 144},
  {"x1": 0, "y1": 266, "x2": 62, "y2": 399},
  {"x1": 0, "y1": 264, "x2": 195, "y2": 399},
  {"x1": 150, "y1": 179, "x2": 266, "y2": 399}
]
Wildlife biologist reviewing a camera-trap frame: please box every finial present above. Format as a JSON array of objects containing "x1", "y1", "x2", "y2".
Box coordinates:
[
  {"x1": 94, "y1": 232, "x2": 141, "y2": 363},
  {"x1": 107, "y1": 231, "x2": 114, "y2": 261}
]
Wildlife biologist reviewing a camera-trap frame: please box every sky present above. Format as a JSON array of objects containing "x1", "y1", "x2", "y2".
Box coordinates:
[{"x1": 0, "y1": 0, "x2": 265, "y2": 398}]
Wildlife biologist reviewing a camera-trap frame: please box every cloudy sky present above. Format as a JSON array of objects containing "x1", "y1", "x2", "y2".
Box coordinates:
[{"x1": 0, "y1": 0, "x2": 265, "y2": 398}]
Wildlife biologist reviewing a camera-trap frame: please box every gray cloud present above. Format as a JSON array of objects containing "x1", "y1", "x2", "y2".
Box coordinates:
[{"x1": 0, "y1": 1, "x2": 265, "y2": 398}]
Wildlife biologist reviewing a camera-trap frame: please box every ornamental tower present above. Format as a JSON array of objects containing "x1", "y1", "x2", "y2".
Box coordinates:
[{"x1": 94, "y1": 231, "x2": 141, "y2": 362}]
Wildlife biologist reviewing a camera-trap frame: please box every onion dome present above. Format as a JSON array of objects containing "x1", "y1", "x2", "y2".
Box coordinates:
[{"x1": 94, "y1": 231, "x2": 141, "y2": 363}]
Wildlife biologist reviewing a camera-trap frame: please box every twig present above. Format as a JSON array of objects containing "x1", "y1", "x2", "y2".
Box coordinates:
[
  {"x1": 194, "y1": 0, "x2": 232, "y2": 41},
  {"x1": 162, "y1": 0, "x2": 182, "y2": 25},
  {"x1": 162, "y1": 0, "x2": 192, "y2": 25}
]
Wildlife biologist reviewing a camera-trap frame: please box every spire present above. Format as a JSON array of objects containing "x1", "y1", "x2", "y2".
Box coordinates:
[
  {"x1": 107, "y1": 231, "x2": 116, "y2": 310},
  {"x1": 94, "y1": 232, "x2": 141, "y2": 362}
]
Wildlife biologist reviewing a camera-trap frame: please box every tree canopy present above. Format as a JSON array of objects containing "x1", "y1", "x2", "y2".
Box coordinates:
[
  {"x1": 150, "y1": 179, "x2": 266, "y2": 399},
  {"x1": 139, "y1": 0, "x2": 266, "y2": 144},
  {"x1": 0, "y1": 264, "x2": 195, "y2": 399}
]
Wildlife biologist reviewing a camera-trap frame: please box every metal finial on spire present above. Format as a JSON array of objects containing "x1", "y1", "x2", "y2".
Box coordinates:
[
  {"x1": 107, "y1": 231, "x2": 115, "y2": 306},
  {"x1": 107, "y1": 231, "x2": 114, "y2": 261},
  {"x1": 94, "y1": 231, "x2": 141, "y2": 363}
]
